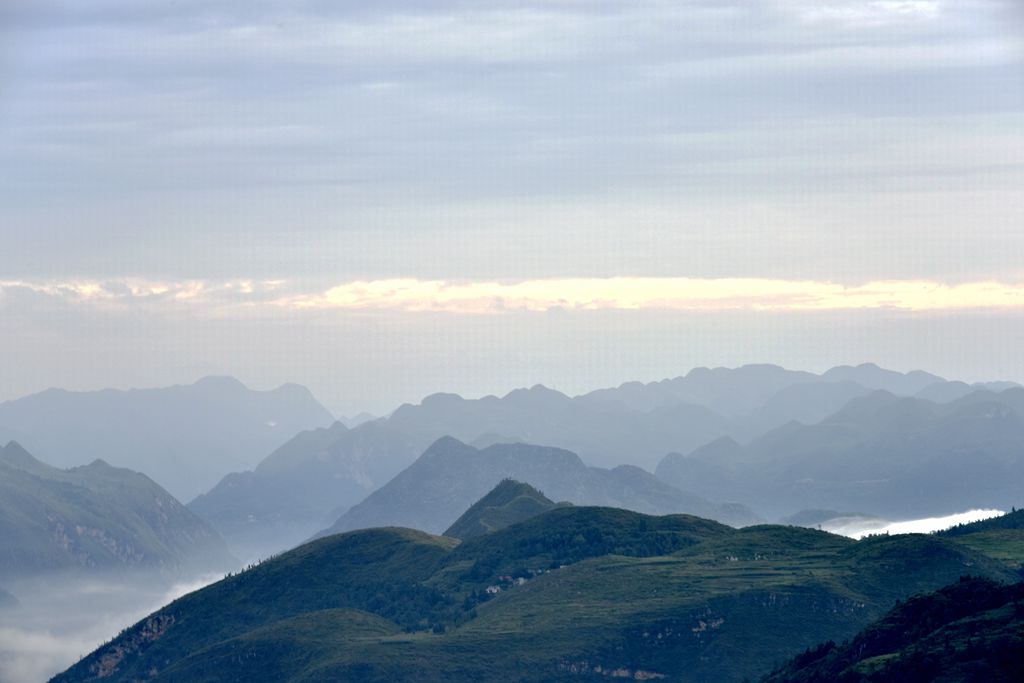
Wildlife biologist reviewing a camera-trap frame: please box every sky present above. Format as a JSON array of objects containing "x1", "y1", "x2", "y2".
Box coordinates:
[{"x1": 1, "y1": 0, "x2": 1022, "y2": 416}]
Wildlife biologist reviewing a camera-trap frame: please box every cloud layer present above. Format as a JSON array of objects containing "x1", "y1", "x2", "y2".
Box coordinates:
[
  {"x1": 300, "y1": 278, "x2": 1024, "y2": 313},
  {"x1": 1, "y1": 0, "x2": 1021, "y2": 284},
  {"x1": 5, "y1": 277, "x2": 1024, "y2": 315}
]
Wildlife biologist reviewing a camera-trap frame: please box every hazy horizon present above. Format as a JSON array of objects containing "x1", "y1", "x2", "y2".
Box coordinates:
[{"x1": 2, "y1": 358, "x2": 1022, "y2": 420}]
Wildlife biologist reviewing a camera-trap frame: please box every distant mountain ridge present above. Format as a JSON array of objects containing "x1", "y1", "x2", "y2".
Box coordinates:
[
  {"x1": 316, "y1": 437, "x2": 758, "y2": 539},
  {"x1": 190, "y1": 363, "x2": 1018, "y2": 557},
  {"x1": 0, "y1": 376, "x2": 334, "y2": 500},
  {"x1": 657, "y1": 387, "x2": 1024, "y2": 518},
  {"x1": 0, "y1": 442, "x2": 234, "y2": 581},
  {"x1": 188, "y1": 420, "x2": 422, "y2": 560}
]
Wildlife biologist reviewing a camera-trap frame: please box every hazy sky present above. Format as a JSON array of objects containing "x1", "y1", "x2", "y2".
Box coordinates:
[{"x1": 2, "y1": 1, "x2": 1022, "y2": 415}]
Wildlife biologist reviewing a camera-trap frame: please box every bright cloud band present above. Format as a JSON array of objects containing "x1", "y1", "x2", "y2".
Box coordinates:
[
  {"x1": 3, "y1": 277, "x2": 1024, "y2": 314},
  {"x1": 290, "y1": 277, "x2": 1024, "y2": 313}
]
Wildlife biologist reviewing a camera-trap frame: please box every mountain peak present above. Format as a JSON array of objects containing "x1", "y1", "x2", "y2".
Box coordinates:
[
  {"x1": 444, "y1": 479, "x2": 559, "y2": 540},
  {"x1": 82, "y1": 458, "x2": 115, "y2": 471},
  {"x1": 502, "y1": 384, "x2": 570, "y2": 404},
  {"x1": 193, "y1": 375, "x2": 248, "y2": 390},
  {"x1": 420, "y1": 392, "x2": 466, "y2": 409},
  {"x1": 421, "y1": 435, "x2": 474, "y2": 458},
  {"x1": 0, "y1": 441, "x2": 41, "y2": 470},
  {"x1": 821, "y1": 364, "x2": 945, "y2": 395}
]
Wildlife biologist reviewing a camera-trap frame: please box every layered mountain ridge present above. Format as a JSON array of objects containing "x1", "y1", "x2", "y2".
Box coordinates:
[
  {"x1": 192, "y1": 363, "x2": 1009, "y2": 557},
  {"x1": 656, "y1": 387, "x2": 1024, "y2": 518},
  {"x1": 0, "y1": 376, "x2": 335, "y2": 500},
  {"x1": 316, "y1": 437, "x2": 759, "y2": 539}
]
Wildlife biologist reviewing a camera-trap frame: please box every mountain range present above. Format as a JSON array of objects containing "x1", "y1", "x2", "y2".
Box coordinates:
[
  {"x1": 316, "y1": 437, "x2": 758, "y2": 539},
  {"x1": 188, "y1": 419, "x2": 423, "y2": 560},
  {"x1": 656, "y1": 387, "x2": 1024, "y2": 518},
  {"x1": 0, "y1": 441, "x2": 234, "y2": 582},
  {"x1": 0, "y1": 376, "x2": 334, "y2": 500},
  {"x1": 53, "y1": 486, "x2": 1023, "y2": 683},
  {"x1": 192, "y1": 363, "x2": 1010, "y2": 557},
  {"x1": 2, "y1": 364, "x2": 1016, "y2": 563}
]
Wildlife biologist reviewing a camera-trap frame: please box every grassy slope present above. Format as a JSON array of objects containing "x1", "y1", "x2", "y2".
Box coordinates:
[
  {"x1": 938, "y1": 508, "x2": 1024, "y2": 570},
  {"x1": 443, "y1": 479, "x2": 561, "y2": 540},
  {"x1": 53, "y1": 508, "x2": 1021, "y2": 683}
]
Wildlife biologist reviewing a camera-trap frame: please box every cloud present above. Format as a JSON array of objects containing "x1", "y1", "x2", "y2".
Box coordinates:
[
  {"x1": 9, "y1": 276, "x2": 1021, "y2": 315},
  {"x1": 0, "y1": 626, "x2": 97, "y2": 683},
  {"x1": 0, "y1": 573, "x2": 222, "y2": 683},
  {"x1": 283, "y1": 277, "x2": 1024, "y2": 313},
  {"x1": 6, "y1": 274, "x2": 1024, "y2": 317},
  {"x1": 826, "y1": 508, "x2": 1005, "y2": 539},
  {"x1": 0, "y1": 278, "x2": 286, "y2": 313}
]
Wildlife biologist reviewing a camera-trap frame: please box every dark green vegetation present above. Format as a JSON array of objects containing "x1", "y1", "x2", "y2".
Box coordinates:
[
  {"x1": 938, "y1": 508, "x2": 1024, "y2": 570},
  {"x1": 0, "y1": 442, "x2": 234, "y2": 581},
  {"x1": 657, "y1": 387, "x2": 1024, "y2": 518},
  {"x1": 762, "y1": 577, "x2": 1024, "y2": 682},
  {"x1": 940, "y1": 507, "x2": 1024, "y2": 537},
  {"x1": 317, "y1": 438, "x2": 758, "y2": 538},
  {"x1": 780, "y1": 510, "x2": 883, "y2": 529},
  {"x1": 54, "y1": 501, "x2": 1020, "y2": 683},
  {"x1": 443, "y1": 479, "x2": 566, "y2": 540},
  {"x1": 0, "y1": 376, "x2": 334, "y2": 500}
]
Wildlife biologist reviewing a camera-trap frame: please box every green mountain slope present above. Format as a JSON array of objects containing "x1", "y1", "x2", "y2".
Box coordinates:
[
  {"x1": 0, "y1": 442, "x2": 234, "y2": 581},
  {"x1": 762, "y1": 576, "x2": 1024, "y2": 682},
  {"x1": 53, "y1": 505, "x2": 1019, "y2": 683},
  {"x1": 443, "y1": 479, "x2": 565, "y2": 540},
  {"x1": 938, "y1": 508, "x2": 1024, "y2": 570}
]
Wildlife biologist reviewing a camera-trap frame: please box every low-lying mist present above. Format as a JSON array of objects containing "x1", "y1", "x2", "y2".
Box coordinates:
[
  {"x1": 823, "y1": 508, "x2": 1005, "y2": 539},
  {"x1": 0, "y1": 572, "x2": 222, "y2": 683}
]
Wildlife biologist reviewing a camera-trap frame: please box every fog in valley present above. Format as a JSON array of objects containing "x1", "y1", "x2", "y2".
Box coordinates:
[
  {"x1": 0, "y1": 572, "x2": 223, "y2": 683},
  {"x1": 823, "y1": 509, "x2": 1006, "y2": 540}
]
